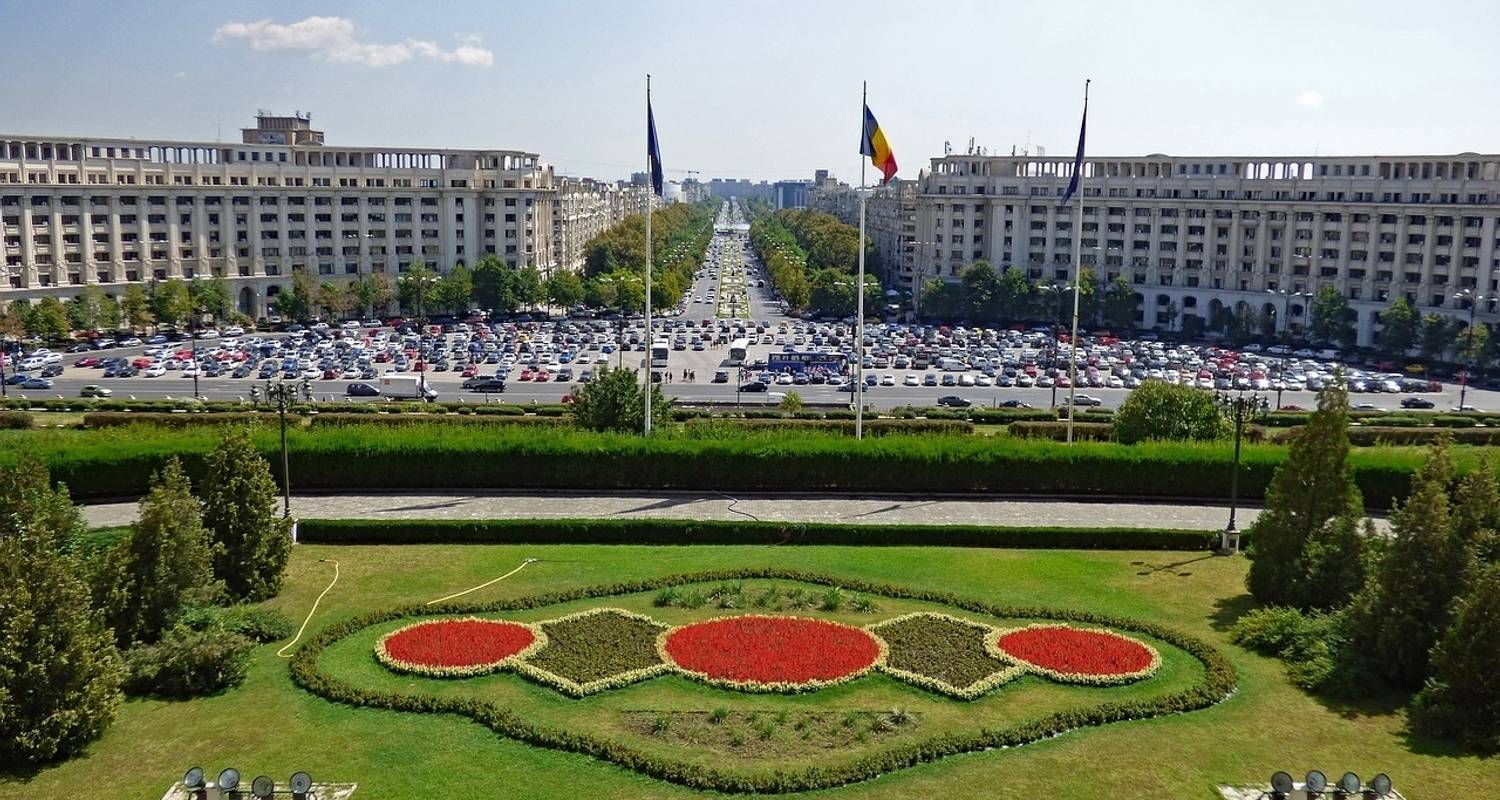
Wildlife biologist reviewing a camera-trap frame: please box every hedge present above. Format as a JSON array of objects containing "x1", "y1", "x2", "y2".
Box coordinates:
[
  {"x1": 2, "y1": 424, "x2": 1429, "y2": 506},
  {"x1": 0, "y1": 410, "x2": 32, "y2": 429},
  {"x1": 289, "y1": 568, "x2": 1237, "y2": 794},
  {"x1": 82, "y1": 411, "x2": 289, "y2": 429},
  {"x1": 308, "y1": 413, "x2": 567, "y2": 428},
  {"x1": 296, "y1": 518, "x2": 1226, "y2": 550},
  {"x1": 1008, "y1": 421, "x2": 1115, "y2": 441},
  {"x1": 1343, "y1": 427, "x2": 1500, "y2": 447},
  {"x1": 682, "y1": 418, "x2": 974, "y2": 436}
]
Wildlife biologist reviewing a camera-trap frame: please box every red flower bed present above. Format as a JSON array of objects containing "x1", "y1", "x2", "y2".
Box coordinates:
[
  {"x1": 659, "y1": 615, "x2": 884, "y2": 691},
  {"x1": 990, "y1": 625, "x2": 1158, "y2": 683},
  {"x1": 378, "y1": 618, "x2": 542, "y2": 677}
]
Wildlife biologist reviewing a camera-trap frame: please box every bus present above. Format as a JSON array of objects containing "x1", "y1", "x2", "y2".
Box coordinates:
[
  {"x1": 650, "y1": 339, "x2": 671, "y2": 369},
  {"x1": 727, "y1": 338, "x2": 750, "y2": 366}
]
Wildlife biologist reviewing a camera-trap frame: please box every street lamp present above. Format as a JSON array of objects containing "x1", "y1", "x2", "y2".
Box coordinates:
[
  {"x1": 1266, "y1": 289, "x2": 1305, "y2": 411},
  {"x1": 1453, "y1": 288, "x2": 1489, "y2": 411},
  {"x1": 1215, "y1": 389, "x2": 1268, "y2": 553},
  {"x1": 263, "y1": 380, "x2": 298, "y2": 519}
]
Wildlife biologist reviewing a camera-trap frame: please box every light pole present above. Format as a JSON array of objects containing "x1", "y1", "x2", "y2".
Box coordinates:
[
  {"x1": 1215, "y1": 389, "x2": 1268, "y2": 553},
  {"x1": 264, "y1": 380, "x2": 297, "y2": 519},
  {"x1": 1266, "y1": 289, "x2": 1304, "y2": 411},
  {"x1": 1454, "y1": 288, "x2": 1488, "y2": 411}
]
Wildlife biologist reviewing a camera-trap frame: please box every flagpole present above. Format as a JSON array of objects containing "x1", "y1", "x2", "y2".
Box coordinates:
[
  {"x1": 1066, "y1": 79, "x2": 1090, "y2": 445},
  {"x1": 644, "y1": 73, "x2": 654, "y2": 436},
  {"x1": 855, "y1": 81, "x2": 867, "y2": 441}
]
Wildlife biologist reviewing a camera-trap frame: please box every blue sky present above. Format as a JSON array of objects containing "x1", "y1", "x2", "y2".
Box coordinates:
[{"x1": 3, "y1": 0, "x2": 1498, "y2": 183}]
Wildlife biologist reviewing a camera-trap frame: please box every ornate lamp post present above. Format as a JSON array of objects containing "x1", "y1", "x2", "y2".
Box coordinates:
[
  {"x1": 1215, "y1": 389, "x2": 1268, "y2": 553},
  {"x1": 264, "y1": 380, "x2": 298, "y2": 519},
  {"x1": 1267, "y1": 289, "x2": 1305, "y2": 411}
]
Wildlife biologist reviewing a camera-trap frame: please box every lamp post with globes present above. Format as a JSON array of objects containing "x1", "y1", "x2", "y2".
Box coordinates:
[
  {"x1": 263, "y1": 380, "x2": 297, "y2": 519},
  {"x1": 1453, "y1": 288, "x2": 1489, "y2": 411},
  {"x1": 1215, "y1": 389, "x2": 1268, "y2": 553}
]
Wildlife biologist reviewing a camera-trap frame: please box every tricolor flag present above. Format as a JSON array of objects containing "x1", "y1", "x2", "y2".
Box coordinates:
[
  {"x1": 860, "y1": 104, "x2": 897, "y2": 185},
  {"x1": 1059, "y1": 85, "x2": 1089, "y2": 208},
  {"x1": 647, "y1": 93, "x2": 664, "y2": 197}
]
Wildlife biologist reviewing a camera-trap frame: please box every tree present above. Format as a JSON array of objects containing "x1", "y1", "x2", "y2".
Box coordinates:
[
  {"x1": 515, "y1": 265, "x2": 545, "y2": 310},
  {"x1": 274, "y1": 271, "x2": 314, "y2": 322},
  {"x1": 569, "y1": 365, "x2": 670, "y2": 433},
  {"x1": 315, "y1": 281, "x2": 350, "y2": 320},
  {"x1": 1309, "y1": 285, "x2": 1353, "y2": 346},
  {"x1": 353, "y1": 274, "x2": 394, "y2": 318},
  {"x1": 1376, "y1": 297, "x2": 1420, "y2": 357},
  {"x1": 121, "y1": 284, "x2": 152, "y2": 330},
  {"x1": 433, "y1": 264, "x2": 473, "y2": 315},
  {"x1": 67, "y1": 286, "x2": 108, "y2": 332},
  {"x1": 397, "y1": 261, "x2": 437, "y2": 319},
  {"x1": 546, "y1": 271, "x2": 585, "y2": 309},
  {"x1": 1345, "y1": 442, "x2": 1473, "y2": 689},
  {"x1": 996, "y1": 266, "x2": 1033, "y2": 322},
  {"x1": 97, "y1": 293, "x2": 122, "y2": 330},
  {"x1": 0, "y1": 458, "x2": 125, "y2": 766},
  {"x1": 960, "y1": 261, "x2": 1003, "y2": 321},
  {"x1": 471, "y1": 256, "x2": 516, "y2": 312},
  {"x1": 1245, "y1": 379, "x2": 1368, "y2": 609},
  {"x1": 1457, "y1": 322, "x2": 1490, "y2": 369},
  {"x1": 779, "y1": 390, "x2": 803, "y2": 415},
  {"x1": 1419, "y1": 313, "x2": 1455, "y2": 361},
  {"x1": 149, "y1": 278, "x2": 193, "y2": 328},
  {"x1": 199, "y1": 427, "x2": 293, "y2": 602},
  {"x1": 1112, "y1": 381, "x2": 1229, "y2": 443},
  {"x1": 1228, "y1": 302, "x2": 1258, "y2": 345},
  {"x1": 188, "y1": 276, "x2": 232, "y2": 321},
  {"x1": 26, "y1": 296, "x2": 71, "y2": 340},
  {"x1": 1410, "y1": 562, "x2": 1500, "y2": 752},
  {"x1": 1100, "y1": 277, "x2": 1139, "y2": 332},
  {"x1": 102, "y1": 459, "x2": 223, "y2": 648}
]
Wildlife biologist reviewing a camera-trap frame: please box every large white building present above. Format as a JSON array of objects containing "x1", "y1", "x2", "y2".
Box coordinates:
[
  {"x1": 915, "y1": 152, "x2": 1500, "y2": 345},
  {"x1": 551, "y1": 176, "x2": 648, "y2": 275},
  {"x1": 1, "y1": 112, "x2": 638, "y2": 319}
]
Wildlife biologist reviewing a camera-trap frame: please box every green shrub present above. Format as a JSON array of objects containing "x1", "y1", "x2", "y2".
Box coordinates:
[
  {"x1": 1112, "y1": 381, "x2": 1228, "y2": 443},
  {"x1": 1007, "y1": 421, "x2": 1114, "y2": 441},
  {"x1": 82, "y1": 411, "x2": 277, "y2": 429},
  {"x1": 1229, "y1": 607, "x2": 1343, "y2": 692},
  {"x1": 122, "y1": 624, "x2": 255, "y2": 697},
  {"x1": 308, "y1": 413, "x2": 566, "y2": 427},
  {"x1": 1431, "y1": 415, "x2": 1479, "y2": 428},
  {"x1": 176, "y1": 605, "x2": 295, "y2": 643},
  {"x1": 1366, "y1": 415, "x2": 1422, "y2": 427},
  {"x1": 0, "y1": 410, "x2": 32, "y2": 429},
  {"x1": 683, "y1": 418, "x2": 972, "y2": 436},
  {"x1": 968, "y1": 409, "x2": 1056, "y2": 424}
]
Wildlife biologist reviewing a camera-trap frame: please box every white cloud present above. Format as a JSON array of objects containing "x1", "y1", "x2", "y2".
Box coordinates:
[
  {"x1": 1296, "y1": 90, "x2": 1324, "y2": 109},
  {"x1": 171, "y1": 71, "x2": 188, "y2": 79},
  {"x1": 212, "y1": 16, "x2": 493, "y2": 68}
]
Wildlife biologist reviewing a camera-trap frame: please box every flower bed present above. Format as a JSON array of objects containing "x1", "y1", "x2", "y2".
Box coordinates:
[
  {"x1": 657, "y1": 615, "x2": 886, "y2": 692},
  {"x1": 375, "y1": 617, "x2": 545, "y2": 678},
  {"x1": 989, "y1": 624, "x2": 1160, "y2": 685},
  {"x1": 516, "y1": 608, "x2": 669, "y2": 697},
  {"x1": 868, "y1": 612, "x2": 1024, "y2": 699}
]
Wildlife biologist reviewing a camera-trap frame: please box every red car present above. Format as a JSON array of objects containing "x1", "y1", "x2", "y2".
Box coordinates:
[
  {"x1": 461, "y1": 364, "x2": 479, "y2": 377},
  {"x1": 534, "y1": 370, "x2": 551, "y2": 382},
  {"x1": 519, "y1": 368, "x2": 535, "y2": 381},
  {"x1": 73, "y1": 356, "x2": 99, "y2": 368}
]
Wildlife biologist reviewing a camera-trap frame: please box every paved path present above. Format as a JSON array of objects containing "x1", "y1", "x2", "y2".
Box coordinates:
[{"x1": 79, "y1": 490, "x2": 1306, "y2": 531}]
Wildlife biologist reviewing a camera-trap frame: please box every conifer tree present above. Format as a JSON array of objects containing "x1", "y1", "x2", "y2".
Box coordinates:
[
  {"x1": 103, "y1": 459, "x2": 222, "y2": 648},
  {"x1": 0, "y1": 458, "x2": 124, "y2": 765},
  {"x1": 200, "y1": 426, "x2": 293, "y2": 601},
  {"x1": 1410, "y1": 562, "x2": 1500, "y2": 752},
  {"x1": 1246, "y1": 379, "x2": 1366, "y2": 608}
]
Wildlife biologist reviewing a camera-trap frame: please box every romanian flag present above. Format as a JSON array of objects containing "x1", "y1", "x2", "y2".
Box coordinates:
[{"x1": 860, "y1": 104, "x2": 897, "y2": 185}]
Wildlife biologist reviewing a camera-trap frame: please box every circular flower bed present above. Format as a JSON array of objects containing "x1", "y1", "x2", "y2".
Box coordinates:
[
  {"x1": 377, "y1": 617, "x2": 546, "y2": 677},
  {"x1": 989, "y1": 624, "x2": 1159, "y2": 684},
  {"x1": 658, "y1": 615, "x2": 885, "y2": 691}
]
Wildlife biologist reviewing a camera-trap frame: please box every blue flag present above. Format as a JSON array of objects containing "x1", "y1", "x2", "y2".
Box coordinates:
[
  {"x1": 647, "y1": 97, "x2": 664, "y2": 198},
  {"x1": 1059, "y1": 94, "x2": 1087, "y2": 208}
]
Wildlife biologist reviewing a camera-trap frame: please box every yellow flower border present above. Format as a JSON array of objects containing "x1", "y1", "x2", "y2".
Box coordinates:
[
  {"x1": 512, "y1": 608, "x2": 673, "y2": 697},
  {"x1": 865, "y1": 612, "x2": 1027, "y2": 700}
]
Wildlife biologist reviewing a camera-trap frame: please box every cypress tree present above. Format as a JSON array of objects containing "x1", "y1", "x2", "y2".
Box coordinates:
[
  {"x1": 200, "y1": 426, "x2": 293, "y2": 601},
  {"x1": 1246, "y1": 379, "x2": 1367, "y2": 609},
  {"x1": 103, "y1": 458, "x2": 223, "y2": 648},
  {"x1": 1410, "y1": 562, "x2": 1500, "y2": 752},
  {"x1": 0, "y1": 458, "x2": 125, "y2": 765}
]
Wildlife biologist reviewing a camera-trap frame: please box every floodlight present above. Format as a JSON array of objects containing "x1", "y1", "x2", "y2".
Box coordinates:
[
  {"x1": 1270, "y1": 771, "x2": 1294, "y2": 796},
  {"x1": 1306, "y1": 770, "x2": 1328, "y2": 793},
  {"x1": 289, "y1": 771, "x2": 313, "y2": 798},
  {"x1": 251, "y1": 775, "x2": 275, "y2": 799},
  {"x1": 1369, "y1": 774, "x2": 1393, "y2": 796},
  {"x1": 1338, "y1": 772, "x2": 1361, "y2": 794},
  {"x1": 218, "y1": 768, "x2": 240, "y2": 792},
  {"x1": 183, "y1": 768, "x2": 206, "y2": 790}
]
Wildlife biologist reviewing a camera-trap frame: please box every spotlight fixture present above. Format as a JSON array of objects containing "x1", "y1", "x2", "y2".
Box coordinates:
[
  {"x1": 289, "y1": 771, "x2": 313, "y2": 800},
  {"x1": 1270, "y1": 771, "x2": 1294, "y2": 798},
  {"x1": 217, "y1": 768, "x2": 240, "y2": 794},
  {"x1": 1338, "y1": 772, "x2": 1361, "y2": 795},
  {"x1": 1369, "y1": 773, "x2": 1393, "y2": 797},
  {"x1": 183, "y1": 767, "x2": 206, "y2": 791},
  {"x1": 251, "y1": 775, "x2": 275, "y2": 799},
  {"x1": 1306, "y1": 770, "x2": 1328, "y2": 794}
]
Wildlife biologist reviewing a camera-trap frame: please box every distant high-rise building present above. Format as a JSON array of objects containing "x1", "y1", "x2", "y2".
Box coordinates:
[{"x1": 772, "y1": 180, "x2": 810, "y2": 210}]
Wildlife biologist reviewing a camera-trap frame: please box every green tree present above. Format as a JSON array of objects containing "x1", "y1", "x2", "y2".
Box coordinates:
[
  {"x1": 67, "y1": 286, "x2": 108, "y2": 332},
  {"x1": 199, "y1": 427, "x2": 293, "y2": 602},
  {"x1": 1100, "y1": 277, "x2": 1139, "y2": 332},
  {"x1": 0, "y1": 457, "x2": 125, "y2": 766},
  {"x1": 546, "y1": 271, "x2": 585, "y2": 309},
  {"x1": 1345, "y1": 442, "x2": 1473, "y2": 689},
  {"x1": 397, "y1": 261, "x2": 437, "y2": 319},
  {"x1": 569, "y1": 365, "x2": 670, "y2": 433},
  {"x1": 273, "y1": 270, "x2": 315, "y2": 322},
  {"x1": 779, "y1": 390, "x2": 803, "y2": 415},
  {"x1": 433, "y1": 264, "x2": 473, "y2": 314},
  {"x1": 996, "y1": 266, "x2": 1033, "y2": 321},
  {"x1": 515, "y1": 265, "x2": 545, "y2": 311},
  {"x1": 1376, "y1": 297, "x2": 1420, "y2": 357},
  {"x1": 960, "y1": 261, "x2": 1003, "y2": 321},
  {"x1": 149, "y1": 278, "x2": 193, "y2": 328},
  {"x1": 188, "y1": 276, "x2": 232, "y2": 320},
  {"x1": 1457, "y1": 322, "x2": 1490, "y2": 369},
  {"x1": 1419, "y1": 313, "x2": 1455, "y2": 361},
  {"x1": 97, "y1": 293, "x2": 122, "y2": 330},
  {"x1": 353, "y1": 273, "x2": 394, "y2": 317},
  {"x1": 1410, "y1": 562, "x2": 1500, "y2": 752},
  {"x1": 1309, "y1": 285, "x2": 1353, "y2": 346},
  {"x1": 102, "y1": 459, "x2": 223, "y2": 648},
  {"x1": 471, "y1": 255, "x2": 517, "y2": 312},
  {"x1": 1245, "y1": 379, "x2": 1368, "y2": 609},
  {"x1": 315, "y1": 281, "x2": 349, "y2": 320},
  {"x1": 121, "y1": 284, "x2": 152, "y2": 329},
  {"x1": 26, "y1": 296, "x2": 71, "y2": 340},
  {"x1": 1112, "y1": 381, "x2": 1229, "y2": 443}
]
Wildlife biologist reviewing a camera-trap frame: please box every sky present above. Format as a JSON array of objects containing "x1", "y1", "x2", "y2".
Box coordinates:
[{"x1": 3, "y1": 0, "x2": 1499, "y2": 183}]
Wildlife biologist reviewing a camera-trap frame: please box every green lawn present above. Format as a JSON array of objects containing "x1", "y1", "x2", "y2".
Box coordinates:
[{"x1": 2, "y1": 544, "x2": 1487, "y2": 799}]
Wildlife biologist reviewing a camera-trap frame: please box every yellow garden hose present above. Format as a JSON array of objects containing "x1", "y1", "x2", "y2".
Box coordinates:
[
  {"x1": 426, "y1": 558, "x2": 538, "y2": 606},
  {"x1": 276, "y1": 558, "x2": 340, "y2": 658}
]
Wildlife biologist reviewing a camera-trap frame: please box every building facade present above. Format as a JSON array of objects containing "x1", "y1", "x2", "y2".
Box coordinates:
[
  {"x1": 551, "y1": 177, "x2": 648, "y2": 276},
  {"x1": 0, "y1": 112, "x2": 635, "y2": 319},
  {"x1": 916, "y1": 152, "x2": 1500, "y2": 344},
  {"x1": 866, "y1": 179, "x2": 917, "y2": 293},
  {"x1": 772, "y1": 180, "x2": 810, "y2": 210}
]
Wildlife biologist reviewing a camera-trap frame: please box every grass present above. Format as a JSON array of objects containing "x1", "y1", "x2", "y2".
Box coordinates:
[{"x1": 0, "y1": 543, "x2": 1489, "y2": 799}]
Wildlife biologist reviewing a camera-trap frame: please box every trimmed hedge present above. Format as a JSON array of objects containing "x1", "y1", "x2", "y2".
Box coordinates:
[
  {"x1": 296, "y1": 518, "x2": 1226, "y2": 550},
  {"x1": 308, "y1": 413, "x2": 567, "y2": 427},
  {"x1": 1008, "y1": 421, "x2": 1115, "y2": 441},
  {"x1": 1343, "y1": 427, "x2": 1500, "y2": 447},
  {"x1": 0, "y1": 410, "x2": 32, "y2": 429},
  {"x1": 82, "y1": 411, "x2": 286, "y2": 429},
  {"x1": 682, "y1": 418, "x2": 974, "y2": 436},
  {"x1": 289, "y1": 568, "x2": 1237, "y2": 794}
]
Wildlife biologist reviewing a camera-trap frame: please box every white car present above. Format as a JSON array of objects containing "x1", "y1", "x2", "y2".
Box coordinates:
[
  {"x1": 959, "y1": 374, "x2": 976, "y2": 387},
  {"x1": 975, "y1": 374, "x2": 994, "y2": 387},
  {"x1": 143, "y1": 364, "x2": 166, "y2": 377},
  {"x1": 880, "y1": 374, "x2": 896, "y2": 386},
  {"x1": 903, "y1": 374, "x2": 919, "y2": 386},
  {"x1": 301, "y1": 368, "x2": 321, "y2": 380}
]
